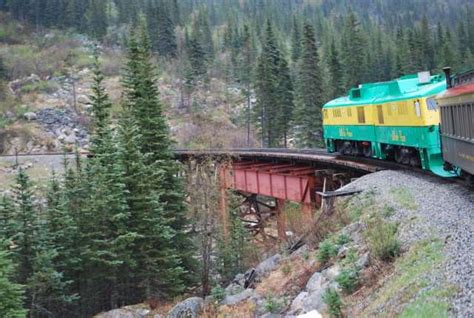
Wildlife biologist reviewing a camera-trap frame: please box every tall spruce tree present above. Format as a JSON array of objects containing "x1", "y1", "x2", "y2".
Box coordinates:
[
  {"x1": 121, "y1": 28, "x2": 196, "y2": 298},
  {"x1": 294, "y1": 23, "x2": 324, "y2": 148},
  {"x1": 0, "y1": 245, "x2": 26, "y2": 318},
  {"x1": 291, "y1": 16, "x2": 302, "y2": 62},
  {"x1": 254, "y1": 21, "x2": 287, "y2": 147},
  {"x1": 341, "y1": 10, "x2": 367, "y2": 89}
]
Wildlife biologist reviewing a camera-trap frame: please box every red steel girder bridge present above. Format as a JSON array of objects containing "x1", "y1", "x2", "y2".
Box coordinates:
[{"x1": 176, "y1": 148, "x2": 386, "y2": 241}]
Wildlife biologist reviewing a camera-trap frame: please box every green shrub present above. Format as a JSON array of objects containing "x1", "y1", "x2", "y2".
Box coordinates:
[
  {"x1": 365, "y1": 217, "x2": 400, "y2": 261},
  {"x1": 317, "y1": 238, "x2": 338, "y2": 264},
  {"x1": 210, "y1": 286, "x2": 225, "y2": 302},
  {"x1": 19, "y1": 80, "x2": 59, "y2": 95},
  {"x1": 336, "y1": 233, "x2": 350, "y2": 246},
  {"x1": 335, "y1": 267, "x2": 360, "y2": 294},
  {"x1": 322, "y1": 288, "x2": 343, "y2": 318},
  {"x1": 263, "y1": 296, "x2": 284, "y2": 314}
]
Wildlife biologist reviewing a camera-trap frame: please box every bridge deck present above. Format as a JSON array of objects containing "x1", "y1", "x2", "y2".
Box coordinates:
[{"x1": 174, "y1": 148, "x2": 389, "y2": 173}]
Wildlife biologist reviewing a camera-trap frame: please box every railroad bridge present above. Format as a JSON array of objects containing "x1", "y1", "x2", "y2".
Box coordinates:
[{"x1": 175, "y1": 149, "x2": 388, "y2": 242}]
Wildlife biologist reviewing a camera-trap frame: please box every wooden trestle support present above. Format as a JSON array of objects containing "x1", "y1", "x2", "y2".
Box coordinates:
[{"x1": 218, "y1": 160, "x2": 351, "y2": 243}]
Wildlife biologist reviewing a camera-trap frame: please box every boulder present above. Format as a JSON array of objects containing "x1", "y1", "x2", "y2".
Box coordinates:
[
  {"x1": 297, "y1": 310, "x2": 323, "y2": 318},
  {"x1": 288, "y1": 290, "x2": 326, "y2": 315},
  {"x1": 222, "y1": 288, "x2": 256, "y2": 306},
  {"x1": 24, "y1": 112, "x2": 37, "y2": 121},
  {"x1": 321, "y1": 264, "x2": 340, "y2": 281},
  {"x1": 95, "y1": 307, "x2": 148, "y2": 318},
  {"x1": 305, "y1": 272, "x2": 325, "y2": 293},
  {"x1": 255, "y1": 254, "x2": 282, "y2": 277},
  {"x1": 225, "y1": 282, "x2": 244, "y2": 296},
  {"x1": 77, "y1": 95, "x2": 91, "y2": 104},
  {"x1": 63, "y1": 134, "x2": 76, "y2": 145},
  {"x1": 356, "y1": 252, "x2": 370, "y2": 268},
  {"x1": 167, "y1": 297, "x2": 203, "y2": 318}
]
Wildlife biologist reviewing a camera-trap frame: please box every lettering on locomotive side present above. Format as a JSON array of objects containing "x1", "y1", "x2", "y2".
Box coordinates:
[
  {"x1": 391, "y1": 130, "x2": 407, "y2": 142},
  {"x1": 339, "y1": 127, "x2": 353, "y2": 137},
  {"x1": 459, "y1": 153, "x2": 474, "y2": 162}
]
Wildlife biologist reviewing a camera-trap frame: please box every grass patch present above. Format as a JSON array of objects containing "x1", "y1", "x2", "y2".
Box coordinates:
[
  {"x1": 361, "y1": 239, "x2": 452, "y2": 316},
  {"x1": 365, "y1": 216, "x2": 400, "y2": 261},
  {"x1": 399, "y1": 287, "x2": 454, "y2": 318},
  {"x1": 391, "y1": 187, "x2": 417, "y2": 210},
  {"x1": 345, "y1": 190, "x2": 376, "y2": 222}
]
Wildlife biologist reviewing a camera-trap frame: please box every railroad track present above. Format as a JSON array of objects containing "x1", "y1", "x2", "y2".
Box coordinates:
[{"x1": 0, "y1": 149, "x2": 470, "y2": 186}]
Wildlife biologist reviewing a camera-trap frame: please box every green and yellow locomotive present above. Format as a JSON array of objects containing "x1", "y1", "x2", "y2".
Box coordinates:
[{"x1": 323, "y1": 72, "x2": 456, "y2": 177}]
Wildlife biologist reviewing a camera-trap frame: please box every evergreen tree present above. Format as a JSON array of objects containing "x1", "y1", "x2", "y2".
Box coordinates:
[
  {"x1": 291, "y1": 16, "x2": 302, "y2": 62},
  {"x1": 0, "y1": 246, "x2": 26, "y2": 318},
  {"x1": 327, "y1": 40, "x2": 345, "y2": 98},
  {"x1": 341, "y1": 10, "x2": 367, "y2": 89},
  {"x1": 294, "y1": 23, "x2": 324, "y2": 148},
  {"x1": 121, "y1": 27, "x2": 196, "y2": 298},
  {"x1": 86, "y1": 0, "x2": 108, "y2": 40},
  {"x1": 254, "y1": 21, "x2": 282, "y2": 147}
]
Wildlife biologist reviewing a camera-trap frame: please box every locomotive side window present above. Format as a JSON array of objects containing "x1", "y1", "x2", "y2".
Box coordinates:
[
  {"x1": 377, "y1": 105, "x2": 384, "y2": 124},
  {"x1": 427, "y1": 98, "x2": 438, "y2": 111},
  {"x1": 357, "y1": 107, "x2": 365, "y2": 124}
]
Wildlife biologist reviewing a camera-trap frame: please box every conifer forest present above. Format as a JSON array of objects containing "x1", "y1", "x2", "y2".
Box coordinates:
[{"x1": 0, "y1": 0, "x2": 473, "y2": 317}]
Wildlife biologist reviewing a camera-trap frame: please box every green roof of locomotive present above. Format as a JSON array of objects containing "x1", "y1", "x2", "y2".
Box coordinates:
[{"x1": 324, "y1": 73, "x2": 447, "y2": 108}]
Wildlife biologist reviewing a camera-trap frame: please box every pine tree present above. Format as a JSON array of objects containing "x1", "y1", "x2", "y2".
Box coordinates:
[
  {"x1": 254, "y1": 21, "x2": 280, "y2": 147},
  {"x1": 294, "y1": 23, "x2": 324, "y2": 148},
  {"x1": 0, "y1": 245, "x2": 26, "y2": 318},
  {"x1": 341, "y1": 10, "x2": 367, "y2": 89},
  {"x1": 291, "y1": 16, "x2": 302, "y2": 62},
  {"x1": 327, "y1": 40, "x2": 345, "y2": 98},
  {"x1": 86, "y1": 0, "x2": 108, "y2": 40},
  {"x1": 120, "y1": 27, "x2": 196, "y2": 298},
  {"x1": 276, "y1": 56, "x2": 294, "y2": 147}
]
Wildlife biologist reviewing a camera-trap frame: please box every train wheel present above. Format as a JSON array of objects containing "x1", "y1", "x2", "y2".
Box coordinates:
[
  {"x1": 363, "y1": 143, "x2": 372, "y2": 157},
  {"x1": 394, "y1": 148, "x2": 403, "y2": 163}
]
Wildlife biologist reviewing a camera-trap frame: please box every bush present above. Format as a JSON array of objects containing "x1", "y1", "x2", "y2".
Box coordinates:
[
  {"x1": 335, "y1": 267, "x2": 360, "y2": 294},
  {"x1": 322, "y1": 288, "x2": 343, "y2": 318},
  {"x1": 317, "y1": 238, "x2": 338, "y2": 264},
  {"x1": 210, "y1": 286, "x2": 225, "y2": 302},
  {"x1": 263, "y1": 296, "x2": 284, "y2": 314},
  {"x1": 336, "y1": 233, "x2": 350, "y2": 246},
  {"x1": 19, "y1": 80, "x2": 59, "y2": 95},
  {"x1": 365, "y1": 217, "x2": 400, "y2": 261}
]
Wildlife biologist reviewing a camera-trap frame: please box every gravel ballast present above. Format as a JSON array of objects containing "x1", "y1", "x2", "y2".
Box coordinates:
[{"x1": 344, "y1": 170, "x2": 473, "y2": 317}]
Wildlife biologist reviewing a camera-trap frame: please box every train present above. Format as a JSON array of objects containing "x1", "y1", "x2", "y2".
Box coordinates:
[
  {"x1": 437, "y1": 68, "x2": 474, "y2": 180},
  {"x1": 322, "y1": 68, "x2": 474, "y2": 180}
]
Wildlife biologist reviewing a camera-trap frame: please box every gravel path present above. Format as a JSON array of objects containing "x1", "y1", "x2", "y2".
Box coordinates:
[{"x1": 345, "y1": 170, "x2": 473, "y2": 317}]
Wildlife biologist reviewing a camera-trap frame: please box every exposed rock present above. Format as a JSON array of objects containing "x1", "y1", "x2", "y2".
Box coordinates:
[
  {"x1": 222, "y1": 288, "x2": 256, "y2": 306},
  {"x1": 95, "y1": 307, "x2": 149, "y2": 318},
  {"x1": 4, "y1": 111, "x2": 15, "y2": 119},
  {"x1": 321, "y1": 264, "x2": 340, "y2": 281},
  {"x1": 64, "y1": 134, "x2": 76, "y2": 145},
  {"x1": 356, "y1": 252, "x2": 370, "y2": 268},
  {"x1": 225, "y1": 282, "x2": 244, "y2": 296},
  {"x1": 255, "y1": 254, "x2": 282, "y2": 277},
  {"x1": 296, "y1": 310, "x2": 323, "y2": 318},
  {"x1": 288, "y1": 290, "x2": 326, "y2": 315},
  {"x1": 77, "y1": 94, "x2": 91, "y2": 104},
  {"x1": 167, "y1": 297, "x2": 203, "y2": 318},
  {"x1": 305, "y1": 272, "x2": 325, "y2": 293},
  {"x1": 24, "y1": 112, "x2": 37, "y2": 121},
  {"x1": 342, "y1": 222, "x2": 365, "y2": 245}
]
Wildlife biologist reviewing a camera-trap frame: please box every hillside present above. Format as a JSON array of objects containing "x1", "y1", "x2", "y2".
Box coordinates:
[{"x1": 0, "y1": 1, "x2": 473, "y2": 318}]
